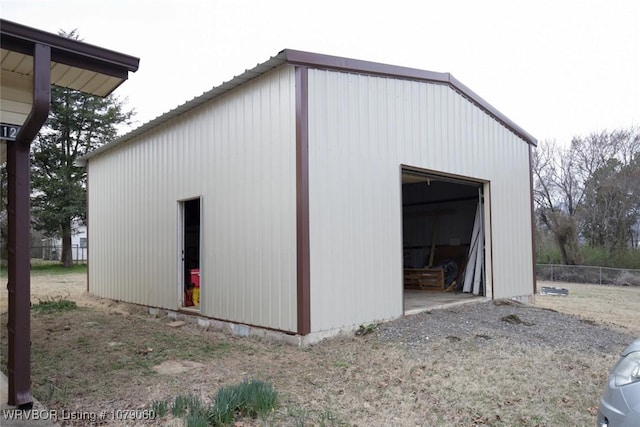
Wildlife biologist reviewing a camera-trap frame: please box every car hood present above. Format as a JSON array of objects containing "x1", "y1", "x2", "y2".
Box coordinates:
[{"x1": 622, "y1": 337, "x2": 640, "y2": 357}]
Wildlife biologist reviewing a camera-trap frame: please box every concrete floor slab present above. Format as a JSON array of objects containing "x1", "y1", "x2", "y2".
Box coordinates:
[{"x1": 404, "y1": 289, "x2": 486, "y2": 315}]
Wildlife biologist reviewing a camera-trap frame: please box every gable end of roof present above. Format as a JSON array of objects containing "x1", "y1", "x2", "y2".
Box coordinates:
[{"x1": 78, "y1": 49, "x2": 536, "y2": 165}]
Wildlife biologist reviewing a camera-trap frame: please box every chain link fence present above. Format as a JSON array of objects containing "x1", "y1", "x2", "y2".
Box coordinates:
[
  {"x1": 537, "y1": 264, "x2": 640, "y2": 286},
  {"x1": 31, "y1": 245, "x2": 87, "y2": 263}
]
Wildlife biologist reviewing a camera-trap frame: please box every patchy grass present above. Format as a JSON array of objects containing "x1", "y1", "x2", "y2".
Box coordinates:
[
  {"x1": 0, "y1": 273, "x2": 638, "y2": 426},
  {"x1": 0, "y1": 307, "x2": 237, "y2": 409},
  {"x1": 0, "y1": 303, "x2": 620, "y2": 426},
  {"x1": 31, "y1": 297, "x2": 77, "y2": 314}
]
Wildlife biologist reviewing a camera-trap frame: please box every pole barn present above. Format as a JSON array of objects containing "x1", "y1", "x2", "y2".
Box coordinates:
[{"x1": 81, "y1": 50, "x2": 536, "y2": 344}]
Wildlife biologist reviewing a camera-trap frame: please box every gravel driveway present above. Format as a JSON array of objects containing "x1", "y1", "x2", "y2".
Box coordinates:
[{"x1": 377, "y1": 299, "x2": 636, "y2": 353}]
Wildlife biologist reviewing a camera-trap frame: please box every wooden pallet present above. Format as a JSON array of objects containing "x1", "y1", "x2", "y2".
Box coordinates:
[{"x1": 404, "y1": 268, "x2": 445, "y2": 291}]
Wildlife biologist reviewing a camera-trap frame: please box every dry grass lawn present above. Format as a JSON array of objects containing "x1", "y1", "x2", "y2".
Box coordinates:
[
  {"x1": 534, "y1": 280, "x2": 640, "y2": 336},
  {"x1": 0, "y1": 272, "x2": 638, "y2": 426}
]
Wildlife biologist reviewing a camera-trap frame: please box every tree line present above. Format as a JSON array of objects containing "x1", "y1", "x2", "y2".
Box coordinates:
[{"x1": 533, "y1": 127, "x2": 640, "y2": 267}]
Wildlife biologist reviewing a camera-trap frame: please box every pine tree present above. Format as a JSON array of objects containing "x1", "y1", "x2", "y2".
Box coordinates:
[{"x1": 31, "y1": 84, "x2": 133, "y2": 267}]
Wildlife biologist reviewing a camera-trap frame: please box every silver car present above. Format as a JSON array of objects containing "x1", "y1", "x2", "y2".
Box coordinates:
[{"x1": 598, "y1": 337, "x2": 640, "y2": 427}]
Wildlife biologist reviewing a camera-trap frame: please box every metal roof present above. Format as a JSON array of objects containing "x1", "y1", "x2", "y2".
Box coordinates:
[{"x1": 79, "y1": 49, "x2": 536, "y2": 164}]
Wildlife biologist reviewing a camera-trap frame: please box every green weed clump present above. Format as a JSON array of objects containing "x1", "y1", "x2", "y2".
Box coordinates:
[
  {"x1": 31, "y1": 298, "x2": 77, "y2": 314},
  {"x1": 151, "y1": 380, "x2": 277, "y2": 426},
  {"x1": 172, "y1": 393, "x2": 203, "y2": 418},
  {"x1": 208, "y1": 379, "x2": 277, "y2": 425},
  {"x1": 150, "y1": 399, "x2": 168, "y2": 418}
]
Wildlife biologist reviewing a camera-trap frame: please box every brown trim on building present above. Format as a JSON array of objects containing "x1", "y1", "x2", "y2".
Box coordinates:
[
  {"x1": 83, "y1": 49, "x2": 536, "y2": 163},
  {"x1": 529, "y1": 146, "x2": 537, "y2": 294},
  {"x1": 1, "y1": 19, "x2": 139, "y2": 77},
  {"x1": 6, "y1": 42, "x2": 51, "y2": 409},
  {"x1": 284, "y1": 49, "x2": 537, "y2": 147},
  {"x1": 286, "y1": 49, "x2": 449, "y2": 82},
  {"x1": 295, "y1": 66, "x2": 311, "y2": 335}
]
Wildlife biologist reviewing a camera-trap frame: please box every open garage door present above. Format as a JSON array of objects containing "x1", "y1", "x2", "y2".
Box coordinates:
[{"x1": 401, "y1": 167, "x2": 487, "y2": 306}]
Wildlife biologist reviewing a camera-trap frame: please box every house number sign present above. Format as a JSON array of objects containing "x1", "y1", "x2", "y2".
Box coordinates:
[{"x1": 0, "y1": 123, "x2": 22, "y2": 141}]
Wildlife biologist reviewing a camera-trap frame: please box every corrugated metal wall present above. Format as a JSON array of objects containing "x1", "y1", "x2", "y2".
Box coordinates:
[
  {"x1": 307, "y1": 69, "x2": 533, "y2": 332},
  {"x1": 88, "y1": 65, "x2": 298, "y2": 332}
]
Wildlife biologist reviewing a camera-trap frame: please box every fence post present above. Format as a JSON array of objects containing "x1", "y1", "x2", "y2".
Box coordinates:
[{"x1": 599, "y1": 266, "x2": 602, "y2": 285}]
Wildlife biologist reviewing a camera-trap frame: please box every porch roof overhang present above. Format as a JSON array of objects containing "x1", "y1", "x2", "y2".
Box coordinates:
[
  {"x1": 0, "y1": 18, "x2": 138, "y2": 408},
  {"x1": 0, "y1": 18, "x2": 140, "y2": 162}
]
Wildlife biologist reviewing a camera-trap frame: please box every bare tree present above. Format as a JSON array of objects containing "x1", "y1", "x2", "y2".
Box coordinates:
[
  {"x1": 575, "y1": 128, "x2": 640, "y2": 253},
  {"x1": 533, "y1": 127, "x2": 640, "y2": 264},
  {"x1": 532, "y1": 140, "x2": 582, "y2": 264}
]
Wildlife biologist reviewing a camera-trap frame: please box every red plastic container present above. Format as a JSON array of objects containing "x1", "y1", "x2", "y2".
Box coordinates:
[
  {"x1": 190, "y1": 269, "x2": 200, "y2": 306},
  {"x1": 190, "y1": 269, "x2": 200, "y2": 288}
]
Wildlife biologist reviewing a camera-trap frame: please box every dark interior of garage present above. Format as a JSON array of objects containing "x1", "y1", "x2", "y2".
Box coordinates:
[{"x1": 401, "y1": 171, "x2": 484, "y2": 296}]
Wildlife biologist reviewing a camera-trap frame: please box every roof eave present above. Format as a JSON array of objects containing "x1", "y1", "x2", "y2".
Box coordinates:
[
  {"x1": 79, "y1": 48, "x2": 536, "y2": 165},
  {"x1": 1, "y1": 19, "x2": 139, "y2": 77},
  {"x1": 77, "y1": 51, "x2": 288, "y2": 165}
]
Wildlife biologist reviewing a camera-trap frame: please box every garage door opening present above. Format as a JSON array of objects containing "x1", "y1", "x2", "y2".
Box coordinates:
[{"x1": 401, "y1": 168, "x2": 487, "y2": 314}]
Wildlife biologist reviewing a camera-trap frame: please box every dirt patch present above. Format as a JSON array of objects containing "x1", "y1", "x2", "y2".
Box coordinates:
[
  {"x1": 0, "y1": 272, "x2": 146, "y2": 316},
  {"x1": 1, "y1": 274, "x2": 639, "y2": 426},
  {"x1": 152, "y1": 360, "x2": 206, "y2": 375}
]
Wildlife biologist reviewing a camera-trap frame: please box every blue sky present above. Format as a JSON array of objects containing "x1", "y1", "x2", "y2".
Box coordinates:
[{"x1": 2, "y1": 0, "x2": 639, "y2": 145}]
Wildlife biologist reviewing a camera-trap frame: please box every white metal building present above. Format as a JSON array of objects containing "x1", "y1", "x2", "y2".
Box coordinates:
[{"x1": 81, "y1": 50, "x2": 537, "y2": 342}]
